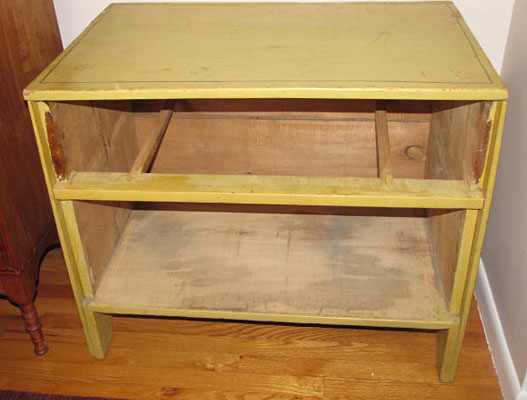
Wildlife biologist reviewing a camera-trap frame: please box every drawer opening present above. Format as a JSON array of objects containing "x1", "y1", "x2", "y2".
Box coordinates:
[
  {"x1": 73, "y1": 200, "x2": 468, "y2": 328},
  {"x1": 46, "y1": 99, "x2": 492, "y2": 186},
  {"x1": 132, "y1": 99, "x2": 430, "y2": 180}
]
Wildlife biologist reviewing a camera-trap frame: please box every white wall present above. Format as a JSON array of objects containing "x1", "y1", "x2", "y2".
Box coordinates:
[
  {"x1": 480, "y1": 0, "x2": 527, "y2": 399},
  {"x1": 52, "y1": 0, "x2": 514, "y2": 71}
]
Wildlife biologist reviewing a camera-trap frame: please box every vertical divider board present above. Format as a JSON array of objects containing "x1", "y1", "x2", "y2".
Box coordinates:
[
  {"x1": 46, "y1": 101, "x2": 140, "y2": 291},
  {"x1": 374, "y1": 102, "x2": 393, "y2": 184},
  {"x1": 128, "y1": 99, "x2": 175, "y2": 179}
]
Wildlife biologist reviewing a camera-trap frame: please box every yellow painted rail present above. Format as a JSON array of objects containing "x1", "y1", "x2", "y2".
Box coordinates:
[
  {"x1": 54, "y1": 172, "x2": 484, "y2": 209},
  {"x1": 85, "y1": 301, "x2": 457, "y2": 331}
]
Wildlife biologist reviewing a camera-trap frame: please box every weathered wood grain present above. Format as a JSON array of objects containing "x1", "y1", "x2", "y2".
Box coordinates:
[
  {"x1": 48, "y1": 101, "x2": 139, "y2": 289},
  {"x1": 128, "y1": 100, "x2": 175, "y2": 178},
  {"x1": 375, "y1": 108, "x2": 393, "y2": 183},
  {"x1": 134, "y1": 109, "x2": 429, "y2": 179},
  {"x1": 94, "y1": 208, "x2": 448, "y2": 322},
  {"x1": 425, "y1": 101, "x2": 492, "y2": 187}
]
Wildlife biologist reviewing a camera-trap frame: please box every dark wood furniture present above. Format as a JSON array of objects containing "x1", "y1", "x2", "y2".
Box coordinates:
[{"x1": 0, "y1": 0, "x2": 62, "y2": 355}]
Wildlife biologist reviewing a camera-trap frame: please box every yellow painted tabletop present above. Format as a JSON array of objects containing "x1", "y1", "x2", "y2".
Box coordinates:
[{"x1": 24, "y1": 2, "x2": 507, "y2": 101}]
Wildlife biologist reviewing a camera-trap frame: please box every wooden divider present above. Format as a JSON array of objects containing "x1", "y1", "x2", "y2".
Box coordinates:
[
  {"x1": 128, "y1": 100, "x2": 175, "y2": 180},
  {"x1": 375, "y1": 102, "x2": 393, "y2": 184}
]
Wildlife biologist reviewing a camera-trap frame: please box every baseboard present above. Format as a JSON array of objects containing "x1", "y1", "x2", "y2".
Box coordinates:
[
  {"x1": 475, "y1": 259, "x2": 526, "y2": 400},
  {"x1": 517, "y1": 392, "x2": 527, "y2": 400},
  {"x1": 519, "y1": 375, "x2": 527, "y2": 400}
]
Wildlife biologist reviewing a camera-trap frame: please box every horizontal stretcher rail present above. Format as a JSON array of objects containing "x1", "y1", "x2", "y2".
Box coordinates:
[
  {"x1": 53, "y1": 172, "x2": 484, "y2": 209},
  {"x1": 85, "y1": 301, "x2": 458, "y2": 330}
]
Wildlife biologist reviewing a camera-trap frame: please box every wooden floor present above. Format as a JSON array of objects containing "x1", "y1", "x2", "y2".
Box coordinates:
[{"x1": 0, "y1": 248, "x2": 501, "y2": 399}]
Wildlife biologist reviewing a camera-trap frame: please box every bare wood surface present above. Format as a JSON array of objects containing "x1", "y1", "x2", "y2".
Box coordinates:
[
  {"x1": 71, "y1": 200, "x2": 133, "y2": 290},
  {"x1": 94, "y1": 208, "x2": 447, "y2": 321},
  {"x1": 128, "y1": 100, "x2": 175, "y2": 179},
  {"x1": 375, "y1": 107, "x2": 393, "y2": 183},
  {"x1": 48, "y1": 101, "x2": 139, "y2": 289},
  {"x1": 48, "y1": 101, "x2": 138, "y2": 175},
  {"x1": 425, "y1": 101, "x2": 491, "y2": 186},
  {"x1": 0, "y1": 249, "x2": 502, "y2": 399},
  {"x1": 426, "y1": 209, "x2": 465, "y2": 309},
  {"x1": 134, "y1": 109, "x2": 429, "y2": 179}
]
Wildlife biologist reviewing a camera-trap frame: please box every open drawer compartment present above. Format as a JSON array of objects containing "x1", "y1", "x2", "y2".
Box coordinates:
[
  {"x1": 46, "y1": 99, "x2": 489, "y2": 209},
  {"x1": 70, "y1": 200, "x2": 476, "y2": 330}
]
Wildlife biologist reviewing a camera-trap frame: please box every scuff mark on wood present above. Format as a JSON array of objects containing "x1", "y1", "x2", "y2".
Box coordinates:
[{"x1": 45, "y1": 111, "x2": 67, "y2": 180}]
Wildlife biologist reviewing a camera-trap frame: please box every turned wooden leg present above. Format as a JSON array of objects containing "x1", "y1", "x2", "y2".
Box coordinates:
[{"x1": 20, "y1": 302, "x2": 48, "y2": 355}]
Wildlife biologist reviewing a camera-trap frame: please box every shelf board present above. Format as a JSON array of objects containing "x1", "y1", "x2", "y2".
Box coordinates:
[
  {"x1": 54, "y1": 172, "x2": 484, "y2": 209},
  {"x1": 91, "y1": 208, "x2": 455, "y2": 329}
]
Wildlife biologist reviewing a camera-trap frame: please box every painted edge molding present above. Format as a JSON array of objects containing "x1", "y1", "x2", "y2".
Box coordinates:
[{"x1": 475, "y1": 259, "x2": 526, "y2": 400}]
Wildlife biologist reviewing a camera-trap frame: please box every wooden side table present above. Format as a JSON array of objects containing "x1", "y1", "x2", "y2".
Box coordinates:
[
  {"x1": 0, "y1": 0, "x2": 62, "y2": 355},
  {"x1": 24, "y1": 2, "x2": 507, "y2": 380}
]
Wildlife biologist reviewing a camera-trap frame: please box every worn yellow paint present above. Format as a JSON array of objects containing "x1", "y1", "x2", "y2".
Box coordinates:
[
  {"x1": 53, "y1": 172, "x2": 484, "y2": 209},
  {"x1": 83, "y1": 308, "x2": 113, "y2": 360},
  {"x1": 478, "y1": 101, "x2": 499, "y2": 190},
  {"x1": 60, "y1": 200, "x2": 95, "y2": 299},
  {"x1": 437, "y1": 324, "x2": 461, "y2": 382},
  {"x1": 24, "y1": 2, "x2": 507, "y2": 101},
  {"x1": 448, "y1": 209, "x2": 478, "y2": 314},
  {"x1": 85, "y1": 301, "x2": 457, "y2": 331}
]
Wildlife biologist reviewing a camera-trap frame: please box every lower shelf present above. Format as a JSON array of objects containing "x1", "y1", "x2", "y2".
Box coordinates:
[{"x1": 91, "y1": 206, "x2": 454, "y2": 329}]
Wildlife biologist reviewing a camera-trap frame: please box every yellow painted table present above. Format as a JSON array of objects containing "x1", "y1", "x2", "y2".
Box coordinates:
[{"x1": 25, "y1": 2, "x2": 507, "y2": 382}]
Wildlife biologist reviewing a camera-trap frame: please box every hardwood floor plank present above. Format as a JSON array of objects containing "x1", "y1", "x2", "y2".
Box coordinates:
[
  {"x1": 323, "y1": 378, "x2": 501, "y2": 400},
  {"x1": 0, "y1": 359, "x2": 322, "y2": 397},
  {"x1": 0, "y1": 377, "x2": 322, "y2": 400}
]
